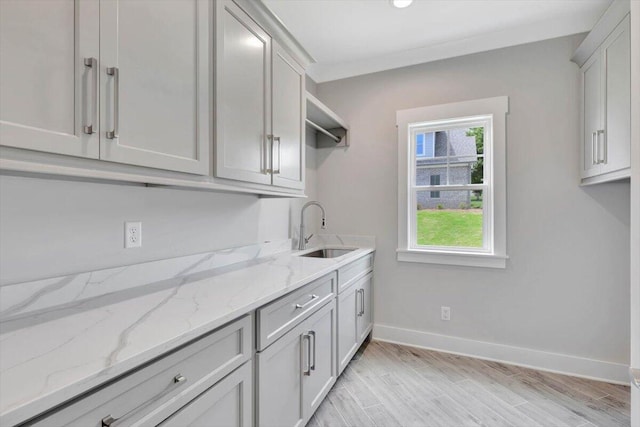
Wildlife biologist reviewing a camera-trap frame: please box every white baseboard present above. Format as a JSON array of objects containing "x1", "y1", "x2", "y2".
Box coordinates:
[{"x1": 373, "y1": 323, "x2": 629, "y2": 385}]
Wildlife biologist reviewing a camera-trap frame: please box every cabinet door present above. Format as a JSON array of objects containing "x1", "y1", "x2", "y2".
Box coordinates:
[
  {"x1": 159, "y1": 363, "x2": 252, "y2": 427},
  {"x1": 214, "y1": 0, "x2": 272, "y2": 185},
  {"x1": 99, "y1": 0, "x2": 210, "y2": 175},
  {"x1": 602, "y1": 15, "x2": 631, "y2": 174},
  {"x1": 357, "y1": 275, "x2": 373, "y2": 343},
  {"x1": 581, "y1": 52, "x2": 602, "y2": 178},
  {"x1": 271, "y1": 42, "x2": 305, "y2": 190},
  {"x1": 337, "y1": 284, "x2": 359, "y2": 374},
  {"x1": 303, "y1": 301, "x2": 336, "y2": 419},
  {"x1": 257, "y1": 324, "x2": 304, "y2": 427},
  {"x1": 0, "y1": 0, "x2": 99, "y2": 158}
]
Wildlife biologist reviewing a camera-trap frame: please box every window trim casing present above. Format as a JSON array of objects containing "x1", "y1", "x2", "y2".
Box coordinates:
[{"x1": 397, "y1": 96, "x2": 509, "y2": 269}]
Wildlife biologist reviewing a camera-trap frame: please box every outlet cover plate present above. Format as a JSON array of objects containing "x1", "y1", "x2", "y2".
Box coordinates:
[{"x1": 125, "y1": 221, "x2": 142, "y2": 249}]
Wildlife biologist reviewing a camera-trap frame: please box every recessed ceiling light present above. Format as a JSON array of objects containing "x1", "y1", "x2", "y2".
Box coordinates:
[{"x1": 390, "y1": 0, "x2": 413, "y2": 8}]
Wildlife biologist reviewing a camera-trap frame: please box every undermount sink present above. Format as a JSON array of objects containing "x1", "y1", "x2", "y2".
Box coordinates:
[{"x1": 299, "y1": 248, "x2": 355, "y2": 258}]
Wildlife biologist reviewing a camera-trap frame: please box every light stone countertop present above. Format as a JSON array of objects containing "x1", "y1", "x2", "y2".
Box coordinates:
[{"x1": 0, "y1": 239, "x2": 375, "y2": 426}]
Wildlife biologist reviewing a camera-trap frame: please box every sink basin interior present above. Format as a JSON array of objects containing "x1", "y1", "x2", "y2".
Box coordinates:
[{"x1": 299, "y1": 248, "x2": 355, "y2": 258}]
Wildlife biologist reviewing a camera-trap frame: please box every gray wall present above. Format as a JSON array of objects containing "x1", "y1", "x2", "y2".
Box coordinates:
[
  {"x1": 0, "y1": 135, "x2": 319, "y2": 286},
  {"x1": 315, "y1": 35, "x2": 630, "y2": 365}
]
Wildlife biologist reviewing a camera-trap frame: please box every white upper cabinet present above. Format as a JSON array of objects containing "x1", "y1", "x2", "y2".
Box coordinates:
[
  {"x1": 1, "y1": 0, "x2": 311, "y2": 194},
  {"x1": 272, "y1": 42, "x2": 305, "y2": 190},
  {"x1": 214, "y1": 1, "x2": 306, "y2": 190},
  {"x1": 99, "y1": 0, "x2": 211, "y2": 175},
  {"x1": 581, "y1": 53, "x2": 602, "y2": 178},
  {"x1": 601, "y1": 16, "x2": 631, "y2": 175},
  {"x1": 214, "y1": 0, "x2": 272, "y2": 185},
  {"x1": 0, "y1": 0, "x2": 99, "y2": 159},
  {"x1": 575, "y1": 4, "x2": 631, "y2": 184}
]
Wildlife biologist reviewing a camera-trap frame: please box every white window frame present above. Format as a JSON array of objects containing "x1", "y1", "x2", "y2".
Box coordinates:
[{"x1": 397, "y1": 96, "x2": 509, "y2": 269}]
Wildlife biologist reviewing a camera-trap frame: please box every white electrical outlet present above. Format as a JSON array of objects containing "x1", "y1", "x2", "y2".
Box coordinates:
[
  {"x1": 441, "y1": 306, "x2": 451, "y2": 321},
  {"x1": 125, "y1": 221, "x2": 142, "y2": 248}
]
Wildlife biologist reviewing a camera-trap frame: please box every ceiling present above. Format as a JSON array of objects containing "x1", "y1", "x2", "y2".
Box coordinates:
[{"x1": 262, "y1": 0, "x2": 612, "y2": 82}]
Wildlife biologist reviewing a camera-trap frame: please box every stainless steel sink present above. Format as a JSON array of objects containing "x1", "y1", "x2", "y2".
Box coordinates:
[{"x1": 299, "y1": 248, "x2": 355, "y2": 258}]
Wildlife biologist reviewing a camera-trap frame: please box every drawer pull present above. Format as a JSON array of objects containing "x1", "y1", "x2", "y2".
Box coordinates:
[
  {"x1": 101, "y1": 373, "x2": 188, "y2": 426},
  {"x1": 295, "y1": 294, "x2": 319, "y2": 309}
]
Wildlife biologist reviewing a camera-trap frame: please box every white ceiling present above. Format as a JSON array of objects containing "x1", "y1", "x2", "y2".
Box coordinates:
[{"x1": 262, "y1": 0, "x2": 612, "y2": 82}]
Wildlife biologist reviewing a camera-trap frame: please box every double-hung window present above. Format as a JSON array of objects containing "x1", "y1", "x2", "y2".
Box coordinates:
[{"x1": 397, "y1": 97, "x2": 508, "y2": 268}]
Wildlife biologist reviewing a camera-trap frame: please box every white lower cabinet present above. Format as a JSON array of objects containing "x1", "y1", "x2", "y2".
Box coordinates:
[
  {"x1": 337, "y1": 283, "x2": 359, "y2": 373},
  {"x1": 257, "y1": 300, "x2": 336, "y2": 427},
  {"x1": 160, "y1": 362, "x2": 252, "y2": 427},
  {"x1": 357, "y1": 274, "x2": 373, "y2": 343},
  {"x1": 338, "y1": 272, "x2": 373, "y2": 374}
]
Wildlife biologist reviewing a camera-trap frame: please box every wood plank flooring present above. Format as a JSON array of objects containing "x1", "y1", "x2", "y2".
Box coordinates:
[{"x1": 307, "y1": 340, "x2": 631, "y2": 427}]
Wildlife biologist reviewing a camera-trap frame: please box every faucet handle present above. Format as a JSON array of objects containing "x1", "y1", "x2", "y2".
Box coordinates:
[{"x1": 304, "y1": 234, "x2": 314, "y2": 244}]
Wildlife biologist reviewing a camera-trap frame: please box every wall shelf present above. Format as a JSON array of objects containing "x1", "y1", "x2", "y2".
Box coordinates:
[{"x1": 306, "y1": 92, "x2": 349, "y2": 147}]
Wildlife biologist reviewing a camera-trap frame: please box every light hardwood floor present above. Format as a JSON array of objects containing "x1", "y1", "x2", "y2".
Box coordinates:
[{"x1": 308, "y1": 340, "x2": 631, "y2": 427}]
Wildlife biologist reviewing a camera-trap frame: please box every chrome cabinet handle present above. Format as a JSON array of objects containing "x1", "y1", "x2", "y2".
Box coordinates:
[
  {"x1": 356, "y1": 289, "x2": 365, "y2": 316},
  {"x1": 272, "y1": 136, "x2": 281, "y2": 175},
  {"x1": 591, "y1": 131, "x2": 598, "y2": 165},
  {"x1": 83, "y1": 57, "x2": 97, "y2": 135},
  {"x1": 597, "y1": 130, "x2": 606, "y2": 164},
  {"x1": 106, "y1": 67, "x2": 119, "y2": 139},
  {"x1": 101, "y1": 373, "x2": 187, "y2": 426},
  {"x1": 309, "y1": 330, "x2": 316, "y2": 372},
  {"x1": 295, "y1": 294, "x2": 318, "y2": 309},
  {"x1": 302, "y1": 333, "x2": 312, "y2": 376},
  {"x1": 264, "y1": 135, "x2": 272, "y2": 174}
]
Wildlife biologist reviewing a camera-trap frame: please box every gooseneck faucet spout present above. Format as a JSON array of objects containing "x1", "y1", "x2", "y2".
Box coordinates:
[{"x1": 299, "y1": 201, "x2": 327, "y2": 250}]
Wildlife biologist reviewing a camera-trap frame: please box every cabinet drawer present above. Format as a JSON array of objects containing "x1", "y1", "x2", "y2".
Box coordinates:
[
  {"x1": 31, "y1": 315, "x2": 252, "y2": 427},
  {"x1": 338, "y1": 254, "x2": 373, "y2": 293},
  {"x1": 257, "y1": 272, "x2": 336, "y2": 351},
  {"x1": 159, "y1": 362, "x2": 252, "y2": 427}
]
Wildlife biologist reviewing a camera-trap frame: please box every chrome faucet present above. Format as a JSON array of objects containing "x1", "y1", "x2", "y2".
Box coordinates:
[{"x1": 298, "y1": 201, "x2": 327, "y2": 250}]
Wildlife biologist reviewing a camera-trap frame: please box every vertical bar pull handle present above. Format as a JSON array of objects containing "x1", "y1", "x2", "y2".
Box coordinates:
[
  {"x1": 309, "y1": 331, "x2": 316, "y2": 372},
  {"x1": 358, "y1": 289, "x2": 366, "y2": 316},
  {"x1": 83, "y1": 58, "x2": 97, "y2": 135},
  {"x1": 302, "y1": 333, "x2": 312, "y2": 376},
  {"x1": 272, "y1": 136, "x2": 281, "y2": 175},
  {"x1": 106, "y1": 67, "x2": 119, "y2": 139},
  {"x1": 598, "y1": 130, "x2": 606, "y2": 164},
  {"x1": 264, "y1": 135, "x2": 272, "y2": 174},
  {"x1": 591, "y1": 131, "x2": 598, "y2": 165}
]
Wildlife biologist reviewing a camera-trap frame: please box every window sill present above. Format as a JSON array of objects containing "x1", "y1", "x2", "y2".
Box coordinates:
[{"x1": 396, "y1": 249, "x2": 508, "y2": 269}]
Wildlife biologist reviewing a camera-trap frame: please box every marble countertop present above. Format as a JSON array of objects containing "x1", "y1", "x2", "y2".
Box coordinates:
[{"x1": 0, "y1": 237, "x2": 374, "y2": 426}]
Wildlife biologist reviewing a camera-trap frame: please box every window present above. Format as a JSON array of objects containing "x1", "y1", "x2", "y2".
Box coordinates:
[
  {"x1": 397, "y1": 97, "x2": 508, "y2": 268},
  {"x1": 416, "y1": 133, "x2": 425, "y2": 156},
  {"x1": 429, "y1": 175, "x2": 440, "y2": 198},
  {"x1": 415, "y1": 132, "x2": 435, "y2": 158}
]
